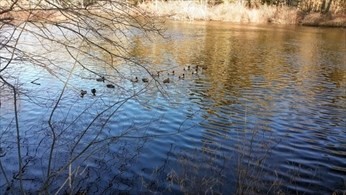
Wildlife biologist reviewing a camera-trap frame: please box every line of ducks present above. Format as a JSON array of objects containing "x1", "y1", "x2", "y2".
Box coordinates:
[
  {"x1": 130, "y1": 76, "x2": 171, "y2": 84},
  {"x1": 167, "y1": 65, "x2": 204, "y2": 78},
  {"x1": 80, "y1": 65, "x2": 204, "y2": 97},
  {"x1": 131, "y1": 65, "x2": 204, "y2": 84},
  {"x1": 80, "y1": 76, "x2": 115, "y2": 97}
]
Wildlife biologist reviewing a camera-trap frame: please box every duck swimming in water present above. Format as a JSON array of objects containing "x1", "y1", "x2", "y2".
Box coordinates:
[
  {"x1": 80, "y1": 90, "x2": 87, "y2": 98},
  {"x1": 106, "y1": 84, "x2": 115, "y2": 88},
  {"x1": 179, "y1": 74, "x2": 185, "y2": 79},
  {"x1": 183, "y1": 66, "x2": 191, "y2": 71},
  {"x1": 163, "y1": 78, "x2": 170, "y2": 83},
  {"x1": 142, "y1": 78, "x2": 149, "y2": 83},
  {"x1": 150, "y1": 71, "x2": 160, "y2": 78},
  {"x1": 91, "y1": 88, "x2": 96, "y2": 96},
  {"x1": 131, "y1": 77, "x2": 139, "y2": 83},
  {"x1": 96, "y1": 76, "x2": 105, "y2": 82}
]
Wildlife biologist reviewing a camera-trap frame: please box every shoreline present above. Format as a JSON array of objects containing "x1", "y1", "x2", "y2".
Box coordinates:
[
  {"x1": 139, "y1": 2, "x2": 346, "y2": 28},
  {"x1": 299, "y1": 12, "x2": 346, "y2": 27},
  {"x1": 2, "y1": 5, "x2": 345, "y2": 28}
]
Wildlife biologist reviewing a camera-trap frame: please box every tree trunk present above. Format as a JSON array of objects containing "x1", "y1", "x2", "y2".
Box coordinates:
[{"x1": 321, "y1": 0, "x2": 333, "y2": 13}]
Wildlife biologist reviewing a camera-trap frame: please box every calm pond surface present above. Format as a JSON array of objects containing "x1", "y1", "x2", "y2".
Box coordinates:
[{"x1": 0, "y1": 21, "x2": 345, "y2": 194}]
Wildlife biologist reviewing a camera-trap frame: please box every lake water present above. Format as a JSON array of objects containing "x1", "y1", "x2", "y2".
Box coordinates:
[{"x1": 0, "y1": 21, "x2": 345, "y2": 194}]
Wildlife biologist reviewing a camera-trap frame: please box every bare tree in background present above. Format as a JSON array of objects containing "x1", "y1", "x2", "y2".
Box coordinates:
[{"x1": 0, "y1": 0, "x2": 165, "y2": 193}]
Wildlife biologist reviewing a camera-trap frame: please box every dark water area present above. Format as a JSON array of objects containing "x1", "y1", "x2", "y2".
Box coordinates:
[{"x1": 0, "y1": 21, "x2": 345, "y2": 194}]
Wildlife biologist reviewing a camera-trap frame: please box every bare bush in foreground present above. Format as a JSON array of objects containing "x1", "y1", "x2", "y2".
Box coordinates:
[{"x1": 0, "y1": 0, "x2": 164, "y2": 193}]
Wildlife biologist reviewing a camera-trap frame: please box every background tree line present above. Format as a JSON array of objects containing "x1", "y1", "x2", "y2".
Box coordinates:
[
  {"x1": 130, "y1": 0, "x2": 345, "y2": 13},
  {"x1": 2, "y1": 0, "x2": 344, "y2": 13}
]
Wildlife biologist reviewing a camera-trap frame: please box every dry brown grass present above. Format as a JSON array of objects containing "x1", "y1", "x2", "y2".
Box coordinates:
[
  {"x1": 1, "y1": 10, "x2": 67, "y2": 24},
  {"x1": 301, "y1": 12, "x2": 346, "y2": 27},
  {"x1": 139, "y1": 1, "x2": 299, "y2": 24},
  {"x1": 139, "y1": 1, "x2": 345, "y2": 27},
  {"x1": 4, "y1": 1, "x2": 344, "y2": 27},
  {"x1": 139, "y1": 1, "x2": 208, "y2": 20}
]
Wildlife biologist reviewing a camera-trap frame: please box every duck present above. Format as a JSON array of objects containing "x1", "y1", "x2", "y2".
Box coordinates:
[
  {"x1": 183, "y1": 66, "x2": 191, "y2": 71},
  {"x1": 163, "y1": 78, "x2": 170, "y2": 84},
  {"x1": 106, "y1": 84, "x2": 115, "y2": 88},
  {"x1": 178, "y1": 74, "x2": 185, "y2": 79},
  {"x1": 96, "y1": 76, "x2": 105, "y2": 82},
  {"x1": 80, "y1": 90, "x2": 87, "y2": 97},
  {"x1": 151, "y1": 71, "x2": 160, "y2": 78},
  {"x1": 91, "y1": 88, "x2": 96, "y2": 96},
  {"x1": 192, "y1": 71, "x2": 198, "y2": 75},
  {"x1": 142, "y1": 78, "x2": 149, "y2": 83},
  {"x1": 194, "y1": 66, "x2": 200, "y2": 72},
  {"x1": 168, "y1": 70, "x2": 175, "y2": 76},
  {"x1": 131, "y1": 77, "x2": 139, "y2": 83}
]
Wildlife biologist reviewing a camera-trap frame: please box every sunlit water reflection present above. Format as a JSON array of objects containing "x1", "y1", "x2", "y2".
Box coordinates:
[{"x1": 0, "y1": 21, "x2": 345, "y2": 194}]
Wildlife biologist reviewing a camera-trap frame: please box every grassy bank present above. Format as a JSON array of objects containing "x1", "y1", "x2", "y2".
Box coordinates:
[
  {"x1": 139, "y1": 1, "x2": 346, "y2": 27},
  {"x1": 2, "y1": 1, "x2": 344, "y2": 27}
]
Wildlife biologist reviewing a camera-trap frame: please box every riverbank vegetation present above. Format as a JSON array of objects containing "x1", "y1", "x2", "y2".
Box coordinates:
[
  {"x1": 137, "y1": 0, "x2": 346, "y2": 27},
  {"x1": 1, "y1": 0, "x2": 345, "y2": 27}
]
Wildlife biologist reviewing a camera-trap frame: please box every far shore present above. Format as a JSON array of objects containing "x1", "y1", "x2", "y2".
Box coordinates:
[
  {"x1": 139, "y1": 1, "x2": 346, "y2": 28},
  {"x1": 1, "y1": 2, "x2": 345, "y2": 28}
]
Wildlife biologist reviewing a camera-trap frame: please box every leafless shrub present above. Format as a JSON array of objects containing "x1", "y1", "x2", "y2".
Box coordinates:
[{"x1": 0, "y1": 0, "x2": 165, "y2": 193}]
